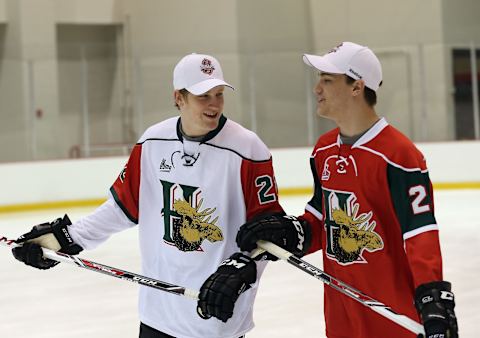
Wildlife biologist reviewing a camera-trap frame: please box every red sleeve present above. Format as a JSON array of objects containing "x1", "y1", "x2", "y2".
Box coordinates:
[
  {"x1": 300, "y1": 211, "x2": 323, "y2": 254},
  {"x1": 300, "y1": 148, "x2": 324, "y2": 255},
  {"x1": 240, "y1": 158, "x2": 284, "y2": 221},
  {"x1": 110, "y1": 144, "x2": 142, "y2": 224},
  {"x1": 405, "y1": 230, "x2": 443, "y2": 287}
]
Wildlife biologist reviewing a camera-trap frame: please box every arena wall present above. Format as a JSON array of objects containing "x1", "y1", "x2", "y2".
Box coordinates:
[{"x1": 1, "y1": 141, "x2": 479, "y2": 212}]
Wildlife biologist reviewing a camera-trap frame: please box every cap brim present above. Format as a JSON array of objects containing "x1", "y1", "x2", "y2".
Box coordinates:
[
  {"x1": 186, "y1": 79, "x2": 235, "y2": 95},
  {"x1": 303, "y1": 54, "x2": 344, "y2": 74}
]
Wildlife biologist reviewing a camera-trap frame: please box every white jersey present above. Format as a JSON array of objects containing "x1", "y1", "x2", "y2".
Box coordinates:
[{"x1": 68, "y1": 115, "x2": 283, "y2": 338}]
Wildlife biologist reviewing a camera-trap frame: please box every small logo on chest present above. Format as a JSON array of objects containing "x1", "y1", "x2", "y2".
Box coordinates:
[
  {"x1": 322, "y1": 155, "x2": 358, "y2": 181},
  {"x1": 159, "y1": 159, "x2": 172, "y2": 172}
]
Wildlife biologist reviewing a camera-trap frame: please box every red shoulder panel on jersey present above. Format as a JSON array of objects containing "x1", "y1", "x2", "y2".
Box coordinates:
[
  {"x1": 240, "y1": 158, "x2": 283, "y2": 221},
  {"x1": 110, "y1": 144, "x2": 142, "y2": 224}
]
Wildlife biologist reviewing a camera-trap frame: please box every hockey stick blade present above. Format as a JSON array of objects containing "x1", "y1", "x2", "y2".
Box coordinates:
[
  {"x1": 0, "y1": 235, "x2": 199, "y2": 300},
  {"x1": 256, "y1": 240, "x2": 425, "y2": 337}
]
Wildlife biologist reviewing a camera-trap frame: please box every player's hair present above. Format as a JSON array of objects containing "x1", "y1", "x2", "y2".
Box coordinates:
[
  {"x1": 175, "y1": 89, "x2": 190, "y2": 110},
  {"x1": 345, "y1": 76, "x2": 380, "y2": 107}
]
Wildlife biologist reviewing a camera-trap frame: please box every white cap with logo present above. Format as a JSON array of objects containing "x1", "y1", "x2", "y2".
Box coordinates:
[
  {"x1": 303, "y1": 42, "x2": 382, "y2": 91},
  {"x1": 173, "y1": 53, "x2": 234, "y2": 95}
]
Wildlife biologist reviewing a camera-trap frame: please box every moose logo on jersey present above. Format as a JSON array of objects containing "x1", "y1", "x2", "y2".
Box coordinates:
[
  {"x1": 323, "y1": 188, "x2": 383, "y2": 265},
  {"x1": 160, "y1": 180, "x2": 223, "y2": 252}
]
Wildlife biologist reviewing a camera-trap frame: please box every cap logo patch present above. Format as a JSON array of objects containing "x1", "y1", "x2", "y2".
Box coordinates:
[
  {"x1": 328, "y1": 43, "x2": 343, "y2": 54},
  {"x1": 200, "y1": 58, "x2": 215, "y2": 75}
]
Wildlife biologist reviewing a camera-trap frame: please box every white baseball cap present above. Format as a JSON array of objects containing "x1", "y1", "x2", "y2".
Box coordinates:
[
  {"x1": 303, "y1": 42, "x2": 382, "y2": 91},
  {"x1": 173, "y1": 53, "x2": 234, "y2": 95}
]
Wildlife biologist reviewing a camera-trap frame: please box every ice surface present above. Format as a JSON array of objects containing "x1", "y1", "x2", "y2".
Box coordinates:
[{"x1": 0, "y1": 191, "x2": 478, "y2": 337}]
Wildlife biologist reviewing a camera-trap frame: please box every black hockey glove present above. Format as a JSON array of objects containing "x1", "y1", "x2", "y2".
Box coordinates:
[
  {"x1": 197, "y1": 252, "x2": 257, "y2": 323},
  {"x1": 236, "y1": 214, "x2": 311, "y2": 259},
  {"x1": 415, "y1": 281, "x2": 458, "y2": 338},
  {"x1": 12, "y1": 215, "x2": 83, "y2": 270}
]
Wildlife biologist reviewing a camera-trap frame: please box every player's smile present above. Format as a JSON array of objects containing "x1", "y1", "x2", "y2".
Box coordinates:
[{"x1": 204, "y1": 111, "x2": 219, "y2": 118}]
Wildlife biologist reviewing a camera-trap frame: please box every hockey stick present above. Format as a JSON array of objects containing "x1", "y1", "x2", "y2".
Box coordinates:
[
  {"x1": 0, "y1": 235, "x2": 200, "y2": 299},
  {"x1": 0, "y1": 235, "x2": 265, "y2": 300},
  {"x1": 256, "y1": 240, "x2": 425, "y2": 337}
]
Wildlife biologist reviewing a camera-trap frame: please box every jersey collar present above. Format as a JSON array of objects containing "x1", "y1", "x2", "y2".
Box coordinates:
[
  {"x1": 336, "y1": 117, "x2": 389, "y2": 148},
  {"x1": 176, "y1": 114, "x2": 227, "y2": 143}
]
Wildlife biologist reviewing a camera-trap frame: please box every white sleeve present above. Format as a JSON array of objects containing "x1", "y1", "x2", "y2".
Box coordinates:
[{"x1": 68, "y1": 194, "x2": 136, "y2": 250}]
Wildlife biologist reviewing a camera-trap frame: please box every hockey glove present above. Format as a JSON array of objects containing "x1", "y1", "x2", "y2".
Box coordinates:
[
  {"x1": 415, "y1": 280, "x2": 458, "y2": 338},
  {"x1": 236, "y1": 214, "x2": 311, "y2": 259},
  {"x1": 197, "y1": 252, "x2": 257, "y2": 323},
  {"x1": 12, "y1": 214, "x2": 83, "y2": 270}
]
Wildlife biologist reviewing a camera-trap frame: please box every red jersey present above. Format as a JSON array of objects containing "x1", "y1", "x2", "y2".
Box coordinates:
[{"x1": 300, "y1": 118, "x2": 443, "y2": 338}]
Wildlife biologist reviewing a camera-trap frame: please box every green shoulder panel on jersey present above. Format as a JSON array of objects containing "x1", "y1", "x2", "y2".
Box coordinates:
[
  {"x1": 387, "y1": 164, "x2": 436, "y2": 235},
  {"x1": 307, "y1": 156, "x2": 323, "y2": 213}
]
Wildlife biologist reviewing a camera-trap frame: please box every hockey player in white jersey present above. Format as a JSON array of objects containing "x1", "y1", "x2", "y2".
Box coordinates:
[{"x1": 12, "y1": 53, "x2": 284, "y2": 338}]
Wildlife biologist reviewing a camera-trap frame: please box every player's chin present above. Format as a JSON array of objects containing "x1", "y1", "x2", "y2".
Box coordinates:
[
  {"x1": 203, "y1": 112, "x2": 220, "y2": 127},
  {"x1": 316, "y1": 105, "x2": 332, "y2": 119},
  {"x1": 316, "y1": 108, "x2": 327, "y2": 118},
  {"x1": 200, "y1": 120, "x2": 219, "y2": 133}
]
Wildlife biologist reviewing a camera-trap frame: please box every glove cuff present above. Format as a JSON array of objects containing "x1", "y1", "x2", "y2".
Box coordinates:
[
  {"x1": 50, "y1": 215, "x2": 83, "y2": 254},
  {"x1": 290, "y1": 215, "x2": 312, "y2": 257},
  {"x1": 415, "y1": 280, "x2": 454, "y2": 313},
  {"x1": 415, "y1": 281, "x2": 451, "y2": 297}
]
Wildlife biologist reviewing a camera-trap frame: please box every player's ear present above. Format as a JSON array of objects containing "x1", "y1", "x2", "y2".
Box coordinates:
[
  {"x1": 174, "y1": 90, "x2": 187, "y2": 108},
  {"x1": 351, "y1": 80, "x2": 365, "y2": 97}
]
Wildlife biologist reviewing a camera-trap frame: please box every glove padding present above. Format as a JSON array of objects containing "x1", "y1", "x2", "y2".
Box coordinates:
[
  {"x1": 197, "y1": 252, "x2": 256, "y2": 322},
  {"x1": 12, "y1": 215, "x2": 83, "y2": 270},
  {"x1": 236, "y1": 214, "x2": 311, "y2": 259},
  {"x1": 415, "y1": 280, "x2": 458, "y2": 338}
]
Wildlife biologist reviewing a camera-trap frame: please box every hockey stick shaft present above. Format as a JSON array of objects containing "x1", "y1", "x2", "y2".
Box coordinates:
[
  {"x1": 256, "y1": 240, "x2": 425, "y2": 337},
  {"x1": 0, "y1": 235, "x2": 199, "y2": 299},
  {"x1": 1, "y1": 235, "x2": 265, "y2": 301}
]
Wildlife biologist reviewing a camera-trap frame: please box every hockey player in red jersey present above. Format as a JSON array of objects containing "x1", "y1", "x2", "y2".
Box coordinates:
[
  {"x1": 12, "y1": 53, "x2": 283, "y2": 338},
  {"x1": 234, "y1": 42, "x2": 458, "y2": 338}
]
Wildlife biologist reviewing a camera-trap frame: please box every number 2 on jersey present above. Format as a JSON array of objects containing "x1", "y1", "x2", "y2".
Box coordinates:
[
  {"x1": 255, "y1": 175, "x2": 277, "y2": 204},
  {"x1": 409, "y1": 185, "x2": 431, "y2": 214}
]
